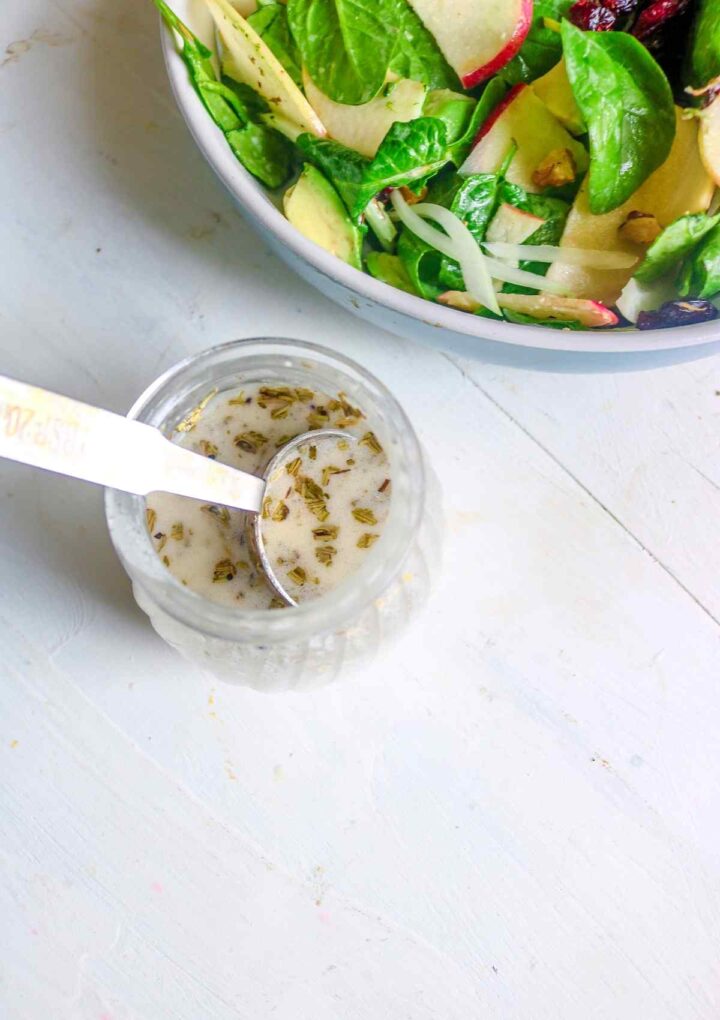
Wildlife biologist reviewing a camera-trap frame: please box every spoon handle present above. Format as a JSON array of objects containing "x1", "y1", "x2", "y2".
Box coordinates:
[{"x1": 0, "y1": 375, "x2": 264, "y2": 512}]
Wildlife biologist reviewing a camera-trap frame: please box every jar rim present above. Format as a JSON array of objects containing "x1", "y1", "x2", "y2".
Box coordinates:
[{"x1": 105, "y1": 337, "x2": 425, "y2": 644}]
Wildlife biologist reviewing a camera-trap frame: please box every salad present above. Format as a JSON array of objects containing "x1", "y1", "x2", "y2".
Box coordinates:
[{"x1": 157, "y1": 0, "x2": 720, "y2": 331}]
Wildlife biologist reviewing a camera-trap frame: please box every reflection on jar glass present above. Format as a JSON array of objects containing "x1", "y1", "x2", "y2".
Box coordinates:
[{"x1": 105, "y1": 338, "x2": 441, "y2": 691}]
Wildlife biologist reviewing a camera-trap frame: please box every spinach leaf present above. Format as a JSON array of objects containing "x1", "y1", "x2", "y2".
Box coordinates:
[
  {"x1": 364, "y1": 117, "x2": 449, "y2": 197},
  {"x1": 385, "y1": 0, "x2": 460, "y2": 90},
  {"x1": 226, "y1": 120, "x2": 294, "y2": 188},
  {"x1": 500, "y1": 1, "x2": 573, "y2": 85},
  {"x1": 296, "y1": 135, "x2": 371, "y2": 218},
  {"x1": 154, "y1": 1, "x2": 292, "y2": 188},
  {"x1": 635, "y1": 213, "x2": 720, "y2": 284},
  {"x1": 366, "y1": 251, "x2": 419, "y2": 294},
  {"x1": 424, "y1": 165, "x2": 464, "y2": 208},
  {"x1": 678, "y1": 222, "x2": 720, "y2": 298},
  {"x1": 423, "y1": 90, "x2": 476, "y2": 147},
  {"x1": 220, "y1": 76, "x2": 270, "y2": 119},
  {"x1": 687, "y1": 0, "x2": 720, "y2": 90},
  {"x1": 298, "y1": 117, "x2": 449, "y2": 219},
  {"x1": 286, "y1": 0, "x2": 396, "y2": 105},
  {"x1": 562, "y1": 21, "x2": 675, "y2": 214},
  {"x1": 439, "y1": 173, "x2": 505, "y2": 289},
  {"x1": 397, "y1": 228, "x2": 444, "y2": 298},
  {"x1": 447, "y1": 77, "x2": 507, "y2": 166},
  {"x1": 247, "y1": 3, "x2": 302, "y2": 86}
]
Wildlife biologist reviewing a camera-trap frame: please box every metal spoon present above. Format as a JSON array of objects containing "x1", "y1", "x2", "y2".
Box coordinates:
[{"x1": 0, "y1": 374, "x2": 352, "y2": 606}]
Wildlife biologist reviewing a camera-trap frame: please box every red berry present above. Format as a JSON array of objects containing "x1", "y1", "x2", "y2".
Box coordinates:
[
  {"x1": 636, "y1": 300, "x2": 718, "y2": 330},
  {"x1": 569, "y1": 1, "x2": 619, "y2": 30},
  {"x1": 632, "y1": 0, "x2": 690, "y2": 42}
]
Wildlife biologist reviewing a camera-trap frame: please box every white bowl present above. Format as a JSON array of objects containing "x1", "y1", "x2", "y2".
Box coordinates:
[{"x1": 159, "y1": 2, "x2": 720, "y2": 368}]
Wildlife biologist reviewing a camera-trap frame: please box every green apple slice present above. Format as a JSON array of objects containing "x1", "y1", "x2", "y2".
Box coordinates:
[
  {"x1": 532, "y1": 60, "x2": 584, "y2": 136},
  {"x1": 459, "y1": 84, "x2": 588, "y2": 192},
  {"x1": 205, "y1": 0, "x2": 326, "y2": 137},
  {"x1": 699, "y1": 93, "x2": 720, "y2": 187},
  {"x1": 303, "y1": 71, "x2": 426, "y2": 158},
  {"x1": 486, "y1": 203, "x2": 546, "y2": 244}
]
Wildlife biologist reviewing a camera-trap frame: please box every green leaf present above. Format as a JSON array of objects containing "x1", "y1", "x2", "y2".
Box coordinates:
[
  {"x1": 286, "y1": 0, "x2": 397, "y2": 105},
  {"x1": 678, "y1": 222, "x2": 720, "y2": 298},
  {"x1": 423, "y1": 90, "x2": 476, "y2": 146},
  {"x1": 500, "y1": 1, "x2": 573, "y2": 85},
  {"x1": 562, "y1": 21, "x2": 675, "y2": 214},
  {"x1": 247, "y1": 3, "x2": 302, "y2": 86},
  {"x1": 397, "y1": 228, "x2": 444, "y2": 298},
  {"x1": 635, "y1": 213, "x2": 720, "y2": 284},
  {"x1": 438, "y1": 173, "x2": 504, "y2": 289},
  {"x1": 446, "y1": 77, "x2": 507, "y2": 166},
  {"x1": 226, "y1": 121, "x2": 294, "y2": 188},
  {"x1": 220, "y1": 76, "x2": 270, "y2": 118},
  {"x1": 385, "y1": 0, "x2": 460, "y2": 90},
  {"x1": 366, "y1": 252, "x2": 418, "y2": 294},
  {"x1": 687, "y1": 0, "x2": 720, "y2": 90},
  {"x1": 155, "y1": 0, "x2": 291, "y2": 188},
  {"x1": 299, "y1": 117, "x2": 449, "y2": 219},
  {"x1": 154, "y1": 0, "x2": 213, "y2": 62},
  {"x1": 363, "y1": 117, "x2": 449, "y2": 198}
]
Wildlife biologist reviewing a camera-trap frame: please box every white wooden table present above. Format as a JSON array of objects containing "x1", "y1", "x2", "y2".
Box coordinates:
[{"x1": 2, "y1": 3, "x2": 720, "y2": 1017}]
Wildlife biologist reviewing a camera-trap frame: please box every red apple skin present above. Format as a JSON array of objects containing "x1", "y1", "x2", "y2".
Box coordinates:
[
  {"x1": 585, "y1": 303, "x2": 620, "y2": 327},
  {"x1": 473, "y1": 83, "x2": 526, "y2": 147},
  {"x1": 461, "y1": 0, "x2": 534, "y2": 89}
]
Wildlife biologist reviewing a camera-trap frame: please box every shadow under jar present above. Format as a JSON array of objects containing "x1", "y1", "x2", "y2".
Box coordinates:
[{"x1": 105, "y1": 338, "x2": 440, "y2": 690}]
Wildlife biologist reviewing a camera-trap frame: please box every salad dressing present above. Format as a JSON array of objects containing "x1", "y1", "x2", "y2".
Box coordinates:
[{"x1": 145, "y1": 383, "x2": 391, "y2": 609}]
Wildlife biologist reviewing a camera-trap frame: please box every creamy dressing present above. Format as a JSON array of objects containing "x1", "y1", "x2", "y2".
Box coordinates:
[{"x1": 145, "y1": 382, "x2": 391, "y2": 609}]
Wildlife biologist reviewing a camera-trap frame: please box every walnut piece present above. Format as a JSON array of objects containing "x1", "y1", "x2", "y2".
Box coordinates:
[
  {"x1": 618, "y1": 211, "x2": 662, "y2": 245},
  {"x1": 399, "y1": 185, "x2": 428, "y2": 205},
  {"x1": 532, "y1": 148, "x2": 577, "y2": 190}
]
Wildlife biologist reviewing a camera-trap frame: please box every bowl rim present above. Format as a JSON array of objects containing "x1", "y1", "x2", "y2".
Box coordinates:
[{"x1": 159, "y1": 6, "x2": 720, "y2": 356}]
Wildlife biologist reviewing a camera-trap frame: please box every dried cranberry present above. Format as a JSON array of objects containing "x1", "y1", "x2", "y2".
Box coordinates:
[
  {"x1": 632, "y1": 0, "x2": 691, "y2": 44},
  {"x1": 636, "y1": 300, "x2": 718, "y2": 330},
  {"x1": 569, "y1": 1, "x2": 619, "y2": 30},
  {"x1": 569, "y1": 0, "x2": 639, "y2": 31}
]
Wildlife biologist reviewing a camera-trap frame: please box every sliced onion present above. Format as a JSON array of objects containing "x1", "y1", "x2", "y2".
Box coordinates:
[
  {"x1": 481, "y1": 256, "x2": 570, "y2": 295},
  {"x1": 484, "y1": 242, "x2": 637, "y2": 269},
  {"x1": 389, "y1": 191, "x2": 457, "y2": 259},
  {"x1": 390, "y1": 192, "x2": 500, "y2": 314}
]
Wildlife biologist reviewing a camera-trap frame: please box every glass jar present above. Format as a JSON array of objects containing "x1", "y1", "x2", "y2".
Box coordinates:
[{"x1": 105, "y1": 338, "x2": 441, "y2": 691}]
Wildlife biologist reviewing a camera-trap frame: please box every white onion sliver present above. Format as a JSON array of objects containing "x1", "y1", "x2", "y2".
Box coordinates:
[
  {"x1": 484, "y1": 242, "x2": 637, "y2": 269},
  {"x1": 389, "y1": 191, "x2": 457, "y2": 260},
  {"x1": 409, "y1": 202, "x2": 500, "y2": 314},
  {"x1": 482, "y1": 256, "x2": 570, "y2": 296}
]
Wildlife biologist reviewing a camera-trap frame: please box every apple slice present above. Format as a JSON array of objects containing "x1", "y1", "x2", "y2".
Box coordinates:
[
  {"x1": 546, "y1": 108, "x2": 714, "y2": 304},
  {"x1": 532, "y1": 60, "x2": 584, "y2": 135},
  {"x1": 459, "y1": 84, "x2": 589, "y2": 192},
  {"x1": 486, "y1": 202, "x2": 545, "y2": 244},
  {"x1": 699, "y1": 93, "x2": 720, "y2": 186},
  {"x1": 438, "y1": 289, "x2": 618, "y2": 327},
  {"x1": 406, "y1": 0, "x2": 533, "y2": 88},
  {"x1": 228, "y1": 0, "x2": 258, "y2": 14},
  {"x1": 303, "y1": 72, "x2": 426, "y2": 158},
  {"x1": 615, "y1": 276, "x2": 677, "y2": 324},
  {"x1": 497, "y1": 292, "x2": 619, "y2": 327},
  {"x1": 205, "y1": 0, "x2": 326, "y2": 137}
]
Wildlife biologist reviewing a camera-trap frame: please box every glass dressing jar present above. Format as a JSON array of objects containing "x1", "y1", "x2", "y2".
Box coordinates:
[{"x1": 105, "y1": 338, "x2": 440, "y2": 690}]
